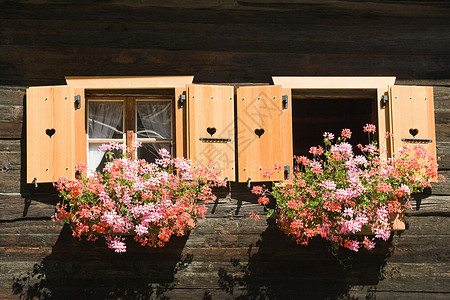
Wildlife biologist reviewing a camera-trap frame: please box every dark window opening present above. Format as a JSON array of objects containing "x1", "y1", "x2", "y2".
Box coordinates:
[{"x1": 292, "y1": 89, "x2": 378, "y2": 158}]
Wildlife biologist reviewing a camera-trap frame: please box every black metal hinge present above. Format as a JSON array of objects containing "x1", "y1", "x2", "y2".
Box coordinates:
[
  {"x1": 178, "y1": 94, "x2": 186, "y2": 108},
  {"x1": 282, "y1": 95, "x2": 289, "y2": 109},
  {"x1": 381, "y1": 94, "x2": 388, "y2": 109},
  {"x1": 74, "y1": 95, "x2": 81, "y2": 110},
  {"x1": 284, "y1": 165, "x2": 290, "y2": 180}
]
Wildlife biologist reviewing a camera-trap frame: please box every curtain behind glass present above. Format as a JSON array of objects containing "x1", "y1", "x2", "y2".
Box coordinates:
[
  {"x1": 89, "y1": 102, "x2": 124, "y2": 139},
  {"x1": 136, "y1": 101, "x2": 171, "y2": 139},
  {"x1": 137, "y1": 143, "x2": 170, "y2": 163},
  {"x1": 88, "y1": 101, "x2": 124, "y2": 173}
]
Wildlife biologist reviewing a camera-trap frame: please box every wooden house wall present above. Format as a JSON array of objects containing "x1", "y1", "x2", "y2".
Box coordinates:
[{"x1": 0, "y1": 1, "x2": 449, "y2": 299}]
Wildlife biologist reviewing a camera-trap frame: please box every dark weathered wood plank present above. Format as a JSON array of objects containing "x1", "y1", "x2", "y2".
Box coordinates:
[
  {"x1": 430, "y1": 170, "x2": 450, "y2": 195},
  {"x1": 437, "y1": 142, "x2": 450, "y2": 169},
  {"x1": 1, "y1": 46, "x2": 450, "y2": 86},
  {"x1": 0, "y1": 121, "x2": 22, "y2": 138},
  {"x1": 436, "y1": 124, "x2": 450, "y2": 145},
  {"x1": 0, "y1": 196, "x2": 58, "y2": 221},
  {"x1": 436, "y1": 109, "x2": 450, "y2": 125},
  {"x1": 408, "y1": 195, "x2": 450, "y2": 213},
  {"x1": 0, "y1": 87, "x2": 25, "y2": 106},
  {"x1": 0, "y1": 2, "x2": 449, "y2": 299},
  {"x1": 0, "y1": 172, "x2": 21, "y2": 193}
]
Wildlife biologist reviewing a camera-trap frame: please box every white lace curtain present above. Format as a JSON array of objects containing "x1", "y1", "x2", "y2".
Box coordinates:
[
  {"x1": 136, "y1": 101, "x2": 171, "y2": 139},
  {"x1": 88, "y1": 101, "x2": 124, "y2": 173}
]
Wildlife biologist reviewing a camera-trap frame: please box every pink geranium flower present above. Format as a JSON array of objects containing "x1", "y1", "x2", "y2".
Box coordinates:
[
  {"x1": 251, "y1": 124, "x2": 441, "y2": 252},
  {"x1": 54, "y1": 144, "x2": 225, "y2": 253}
]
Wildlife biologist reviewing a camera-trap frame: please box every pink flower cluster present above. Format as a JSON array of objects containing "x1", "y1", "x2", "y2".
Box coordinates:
[
  {"x1": 253, "y1": 124, "x2": 440, "y2": 252},
  {"x1": 53, "y1": 144, "x2": 225, "y2": 253}
]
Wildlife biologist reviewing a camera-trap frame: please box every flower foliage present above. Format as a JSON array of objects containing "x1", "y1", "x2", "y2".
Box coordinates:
[
  {"x1": 253, "y1": 125, "x2": 441, "y2": 252},
  {"x1": 53, "y1": 144, "x2": 225, "y2": 253}
]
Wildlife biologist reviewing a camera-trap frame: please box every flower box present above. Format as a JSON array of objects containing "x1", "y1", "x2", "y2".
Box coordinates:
[
  {"x1": 53, "y1": 143, "x2": 225, "y2": 253},
  {"x1": 252, "y1": 125, "x2": 439, "y2": 252}
]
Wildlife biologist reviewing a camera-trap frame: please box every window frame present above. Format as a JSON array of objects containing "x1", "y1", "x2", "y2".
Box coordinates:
[{"x1": 86, "y1": 94, "x2": 175, "y2": 171}]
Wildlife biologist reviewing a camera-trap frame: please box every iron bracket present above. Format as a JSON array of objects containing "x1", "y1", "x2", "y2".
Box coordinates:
[
  {"x1": 284, "y1": 165, "x2": 291, "y2": 180},
  {"x1": 74, "y1": 95, "x2": 81, "y2": 110},
  {"x1": 381, "y1": 94, "x2": 388, "y2": 109},
  {"x1": 178, "y1": 93, "x2": 186, "y2": 108},
  {"x1": 282, "y1": 95, "x2": 289, "y2": 109}
]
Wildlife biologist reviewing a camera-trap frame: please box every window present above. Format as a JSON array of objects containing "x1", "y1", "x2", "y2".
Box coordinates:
[
  {"x1": 87, "y1": 99, "x2": 124, "y2": 173},
  {"x1": 86, "y1": 94, "x2": 174, "y2": 173},
  {"x1": 25, "y1": 76, "x2": 436, "y2": 184},
  {"x1": 135, "y1": 100, "x2": 172, "y2": 163}
]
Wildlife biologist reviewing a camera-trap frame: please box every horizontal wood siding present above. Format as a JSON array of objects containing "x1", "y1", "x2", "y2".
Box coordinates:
[
  {"x1": 0, "y1": 2, "x2": 450, "y2": 86},
  {"x1": 1, "y1": 192, "x2": 449, "y2": 299},
  {"x1": 0, "y1": 1, "x2": 449, "y2": 299}
]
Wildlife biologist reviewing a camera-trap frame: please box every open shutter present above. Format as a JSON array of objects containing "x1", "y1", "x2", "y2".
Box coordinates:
[
  {"x1": 187, "y1": 84, "x2": 235, "y2": 181},
  {"x1": 388, "y1": 85, "x2": 436, "y2": 161},
  {"x1": 237, "y1": 85, "x2": 293, "y2": 182},
  {"x1": 27, "y1": 85, "x2": 85, "y2": 183}
]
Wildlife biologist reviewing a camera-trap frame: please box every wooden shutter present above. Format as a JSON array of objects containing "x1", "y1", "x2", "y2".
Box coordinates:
[
  {"x1": 236, "y1": 85, "x2": 293, "y2": 182},
  {"x1": 187, "y1": 84, "x2": 235, "y2": 181},
  {"x1": 27, "y1": 86, "x2": 85, "y2": 183},
  {"x1": 388, "y1": 86, "x2": 436, "y2": 161}
]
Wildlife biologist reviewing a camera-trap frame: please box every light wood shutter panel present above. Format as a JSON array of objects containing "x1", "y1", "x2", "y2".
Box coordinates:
[
  {"x1": 26, "y1": 86, "x2": 76, "y2": 183},
  {"x1": 388, "y1": 86, "x2": 436, "y2": 161},
  {"x1": 237, "y1": 85, "x2": 293, "y2": 182},
  {"x1": 187, "y1": 84, "x2": 235, "y2": 181}
]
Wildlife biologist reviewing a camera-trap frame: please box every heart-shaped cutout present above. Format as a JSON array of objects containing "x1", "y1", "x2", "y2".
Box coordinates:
[
  {"x1": 207, "y1": 127, "x2": 216, "y2": 136},
  {"x1": 46, "y1": 128, "x2": 56, "y2": 138},
  {"x1": 409, "y1": 128, "x2": 419, "y2": 137},
  {"x1": 254, "y1": 128, "x2": 265, "y2": 138}
]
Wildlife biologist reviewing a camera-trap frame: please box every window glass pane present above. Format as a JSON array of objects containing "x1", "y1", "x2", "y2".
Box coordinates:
[
  {"x1": 136, "y1": 101, "x2": 171, "y2": 139},
  {"x1": 88, "y1": 143, "x2": 123, "y2": 174},
  {"x1": 88, "y1": 101, "x2": 124, "y2": 139},
  {"x1": 137, "y1": 143, "x2": 171, "y2": 163}
]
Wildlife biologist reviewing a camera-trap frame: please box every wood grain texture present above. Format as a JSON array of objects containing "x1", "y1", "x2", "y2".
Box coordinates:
[
  {"x1": 187, "y1": 84, "x2": 235, "y2": 181},
  {"x1": 237, "y1": 85, "x2": 285, "y2": 182},
  {"x1": 26, "y1": 86, "x2": 54, "y2": 183},
  {"x1": 0, "y1": 193, "x2": 449, "y2": 299},
  {"x1": 26, "y1": 86, "x2": 75, "y2": 183},
  {"x1": 0, "y1": 2, "x2": 450, "y2": 86},
  {"x1": 0, "y1": 2, "x2": 449, "y2": 298},
  {"x1": 389, "y1": 86, "x2": 437, "y2": 161}
]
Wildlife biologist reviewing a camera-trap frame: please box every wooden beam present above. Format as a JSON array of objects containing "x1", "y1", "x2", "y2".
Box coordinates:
[
  {"x1": 65, "y1": 76, "x2": 194, "y2": 89},
  {"x1": 272, "y1": 76, "x2": 396, "y2": 89}
]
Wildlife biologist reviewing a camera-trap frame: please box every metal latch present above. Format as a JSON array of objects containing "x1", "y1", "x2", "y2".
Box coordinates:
[
  {"x1": 282, "y1": 95, "x2": 289, "y2": 109},
  {"x1": 381, "y1": 94, "x2": 388, "y2": 109},
  {"x1": 401, "y1": 138, "x2": 433, "y2": 144},
  {"x1": 284, "y1": 165, "x2": 290, "y2": 180},
  {"x1": 199, "y1": 137, "x2": 231, "y2": 143},
  {"x1": 74, "y1": 95, "x2": 81, "y2": 110},
  {"x1": 178, "y1": 94, "x2": 186, "y2": 108}
]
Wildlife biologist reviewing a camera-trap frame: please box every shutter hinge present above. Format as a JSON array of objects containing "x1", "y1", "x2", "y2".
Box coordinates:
[
  {"x1": 381, "y1": 94, "x2": 389, "y2": 109},
  {"x1": 178, "y1": 93, "x2": 186, "y2": 108},
  {"x1": 284, "y1": 165, "x2": 290, "y2": 180},
  {"x1": 282, "y1": 95, "x2": 289, "y2": 109},
  {"x1": 33, "y1": 177, "x2": 38, "y2": 190},
  {"x1": 74, "y1": 95, "x2": 81, "y2": 110}
]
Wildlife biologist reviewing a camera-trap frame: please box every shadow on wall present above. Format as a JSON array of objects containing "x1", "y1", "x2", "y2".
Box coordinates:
[
  {"x1": 217, "y1": 219, "x2": 393, "y2": 300},
  {"x1": 12, "y1": 224, "x2": 192, "y2": 299}
]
